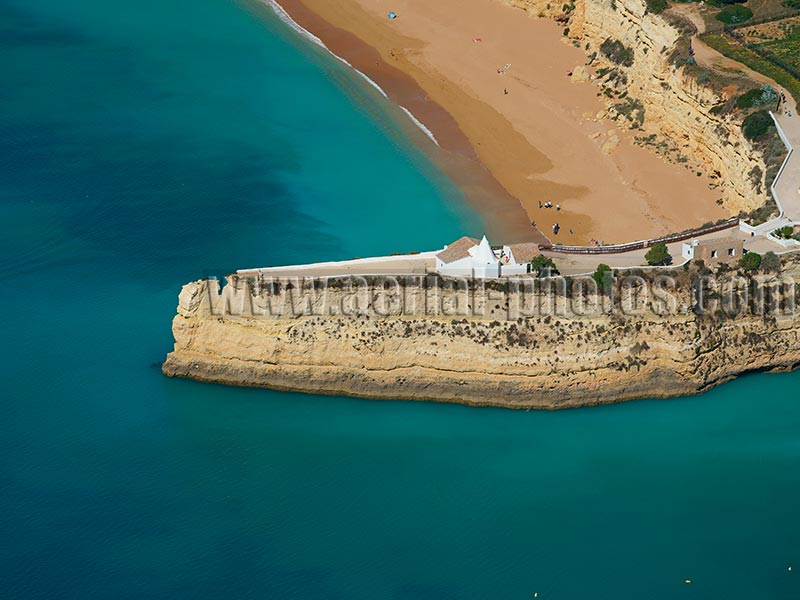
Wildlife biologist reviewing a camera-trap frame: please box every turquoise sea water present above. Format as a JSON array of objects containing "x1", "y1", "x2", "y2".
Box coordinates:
[{"x1": 1, "y1": 0, "x2": 799, "y2": 598}]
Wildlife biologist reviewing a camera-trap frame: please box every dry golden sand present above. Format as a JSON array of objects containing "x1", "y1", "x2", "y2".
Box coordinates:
[{"x1": 275, "y1": 0, "x2": 728, "y2": 244}]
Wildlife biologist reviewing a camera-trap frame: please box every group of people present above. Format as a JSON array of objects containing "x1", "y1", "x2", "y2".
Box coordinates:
[
  {"x1": 778, "y1": 90, "x2": 792, "y2": 117},
  {"x1": 538, "y1": 200, "x2": 560, "y2": 211}
]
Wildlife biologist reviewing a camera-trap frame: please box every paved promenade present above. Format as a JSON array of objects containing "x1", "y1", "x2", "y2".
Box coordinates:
[
  {"x1": 237, "y1": 252, "x2": 437, "y2": 279},
  {"x1": 739, "y1": 108, "x2": 799, "y2": 238},
  {"x1": 544, "y1": 227, "x2": 777, "y2": 275},
  {"x1": 771, "y1": 108, "x2": 800, "y2": 225}
]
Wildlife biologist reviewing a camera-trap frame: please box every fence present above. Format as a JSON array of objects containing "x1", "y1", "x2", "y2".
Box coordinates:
[
  {"x1": 705, "y1": 11, "x2": 800, "y2": 36},
  {"x1": 540, "y1": 218, "x2": 740, "y2": 255}
]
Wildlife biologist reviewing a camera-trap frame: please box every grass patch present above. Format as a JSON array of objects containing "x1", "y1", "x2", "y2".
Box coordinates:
[
  {"x1": 700, "y1": 32, "x2": 800, "y2": 104},
  {"x1": 751, "y1": 23, "x2": 800, "y2": 73}
]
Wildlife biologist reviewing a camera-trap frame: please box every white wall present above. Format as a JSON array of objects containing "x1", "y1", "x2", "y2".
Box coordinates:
[{"x1": 500, "y1": 264, "x2": 529, "y2": 276}]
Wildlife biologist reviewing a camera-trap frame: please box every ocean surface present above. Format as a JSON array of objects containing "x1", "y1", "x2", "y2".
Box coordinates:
[{"x1": 1, "y1": 0, "x2": 798, "y2": 598}]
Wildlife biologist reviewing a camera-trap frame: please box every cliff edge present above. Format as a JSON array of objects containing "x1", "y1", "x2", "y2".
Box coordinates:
[{"x1": 163, "y1": 258, "x2": 800, "y2": 409}]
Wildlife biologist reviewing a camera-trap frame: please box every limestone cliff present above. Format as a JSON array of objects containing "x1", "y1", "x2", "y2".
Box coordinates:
[
  {"x1": 163, "y1": 258, "x2": 800, "y2": 409},
  {"x1": 506, "y1": 0, "x2": 769, "y2": 212}
]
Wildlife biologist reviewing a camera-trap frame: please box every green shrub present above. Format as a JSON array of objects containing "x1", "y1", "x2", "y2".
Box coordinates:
[
  {"x1": 761, "y1": 251, "x2": 781, "y2": 272},
  {"x1": 645, "y1": 242, "x2": 672, "y2": 266},
  {"x1": 739, "y1": 251, "x2": 762, "y2": 271},
  {"x1": 716, "y1": 4, "x2": 753, "y2": 24},
  {"x1": 736, "y1": 85, "x2": 777, "y2": 109},
  {"x1": 742, "y1": 110, "x2": 775, "y2": 140},
  {"x1": 600, "y1": 38, "x2": 634, "y2": 67},
  {"x1": 761, "y1": 85, "x2": 778, "y2": 106},
  {"x1": 773, "y1": 225, "x2": 795, "y2": 239},
  {"x1": 736, "y1": 88, "x2": 761, "y2": 109},
  {"x1": 611, "y1": 96, "x2": 646, "y2": 128},
  {"x1": 530, "y1": 254, "x2": 557, "y2": 275},
  {"x1": 784, "y1": 0, "x2": 800, "y2": 9},
  {"x1": 592, "y1": 263, "x2": 614, "y2": 292},
  {"x1": 646, "y1": 0, "x2": 668, "y2": 13}
]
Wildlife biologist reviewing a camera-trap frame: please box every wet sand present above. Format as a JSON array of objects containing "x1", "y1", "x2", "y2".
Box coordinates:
[
  {"x1": 267, "y1": 0, "x2": 728, "y2": 245},
  {"x1": 262, "y1": 0, "x2": 545, "y2": 243}
]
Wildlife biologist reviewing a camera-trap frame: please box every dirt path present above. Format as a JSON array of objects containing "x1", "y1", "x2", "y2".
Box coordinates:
[
  {"x1": 667, "y1": 3, "x2": 706, "y2": 34},
  {"x1": 692, "y1": 38, "x2": 777, "y2": 87}
]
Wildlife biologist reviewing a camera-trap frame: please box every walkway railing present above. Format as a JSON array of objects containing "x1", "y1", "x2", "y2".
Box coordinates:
[
  {"x1": 540, "y1": 218, "x2": 740, "y2": 255},
  {"x1": 769, "y1": 111, "x2": 794, "y2": 218}
]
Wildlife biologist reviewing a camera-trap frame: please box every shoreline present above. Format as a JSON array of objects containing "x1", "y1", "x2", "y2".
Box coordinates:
[
  {"x1": 260, "y1": 0, "x2": 546, "y2": 244},
  {"x1": 263, "y1": 0, "x2": 732, "y2": 246}
]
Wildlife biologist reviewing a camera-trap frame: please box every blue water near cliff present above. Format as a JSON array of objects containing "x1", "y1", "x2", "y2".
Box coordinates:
[{"x1": 1, "y1": 0, "x2": 799, "y2": 598}]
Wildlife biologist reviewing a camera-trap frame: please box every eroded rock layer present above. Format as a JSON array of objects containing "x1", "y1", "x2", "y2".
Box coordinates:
[
  {"x1": 508, "y1": 0, "x2": 770, "y2": 212},
  {"x1": 163, "y1": 258, "x2": 800, "y2": 408}
]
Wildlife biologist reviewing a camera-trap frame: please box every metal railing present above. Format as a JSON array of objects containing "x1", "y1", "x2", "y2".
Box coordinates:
[{"x1": 540, "y1": 218, "x2": 740, "y2": 255}]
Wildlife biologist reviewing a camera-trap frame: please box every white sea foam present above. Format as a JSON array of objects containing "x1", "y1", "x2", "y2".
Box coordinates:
[
  {"x1": 264, "y1": 0, "x2": 442, "y2": 145},
  {"x1": 264, "y1": 0, "x2": 386, "y2": 98},
  {"x1": 400, "y1": 106, "x2": 439, "y2": 146}
]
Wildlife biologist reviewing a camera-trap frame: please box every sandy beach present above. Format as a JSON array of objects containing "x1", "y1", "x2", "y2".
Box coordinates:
[{"x1": 271, "y1": 0, "x2": 728, "y2": 245}]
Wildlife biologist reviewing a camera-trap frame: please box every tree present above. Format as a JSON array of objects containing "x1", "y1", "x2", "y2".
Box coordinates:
[
  {"x1": 645, "y1": 242, "x2": 671, "y2": 266},
  {"x1": 738, "y1": 251, "x2": 762, "y2": 271},
  {"x1": 530, "y1": 254, "x2": 557, "y2": 276},
  {"x1": 592, "y1": 263, "x2": 614, "y2": 293},
  {"x1": 761, "y1": 251, "x2": 781, "y2": 272},
  {"x1": 742, "y1": 110, "x2": 774, "y2": 140}
]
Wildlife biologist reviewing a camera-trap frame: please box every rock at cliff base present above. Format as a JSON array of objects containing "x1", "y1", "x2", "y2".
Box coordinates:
[{"x1": 571, "y1": 65, "x2": 590, "y2": 83}]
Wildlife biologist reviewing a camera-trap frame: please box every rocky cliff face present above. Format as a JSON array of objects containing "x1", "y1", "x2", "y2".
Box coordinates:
[
  {"x1": 163, "y1": 259, "x2": 800, "y2": 408},
  {"x1": 506, "y1": 0, "x2": 768, "y2": 212}
]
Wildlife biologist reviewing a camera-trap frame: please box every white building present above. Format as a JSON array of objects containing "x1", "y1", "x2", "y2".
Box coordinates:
[
  {"x1": 681, "y1": 237, "x2": 743, "y2": 265},
  {"x1": 435, "y1": 235, "x2": 539, "y2": 278}
]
